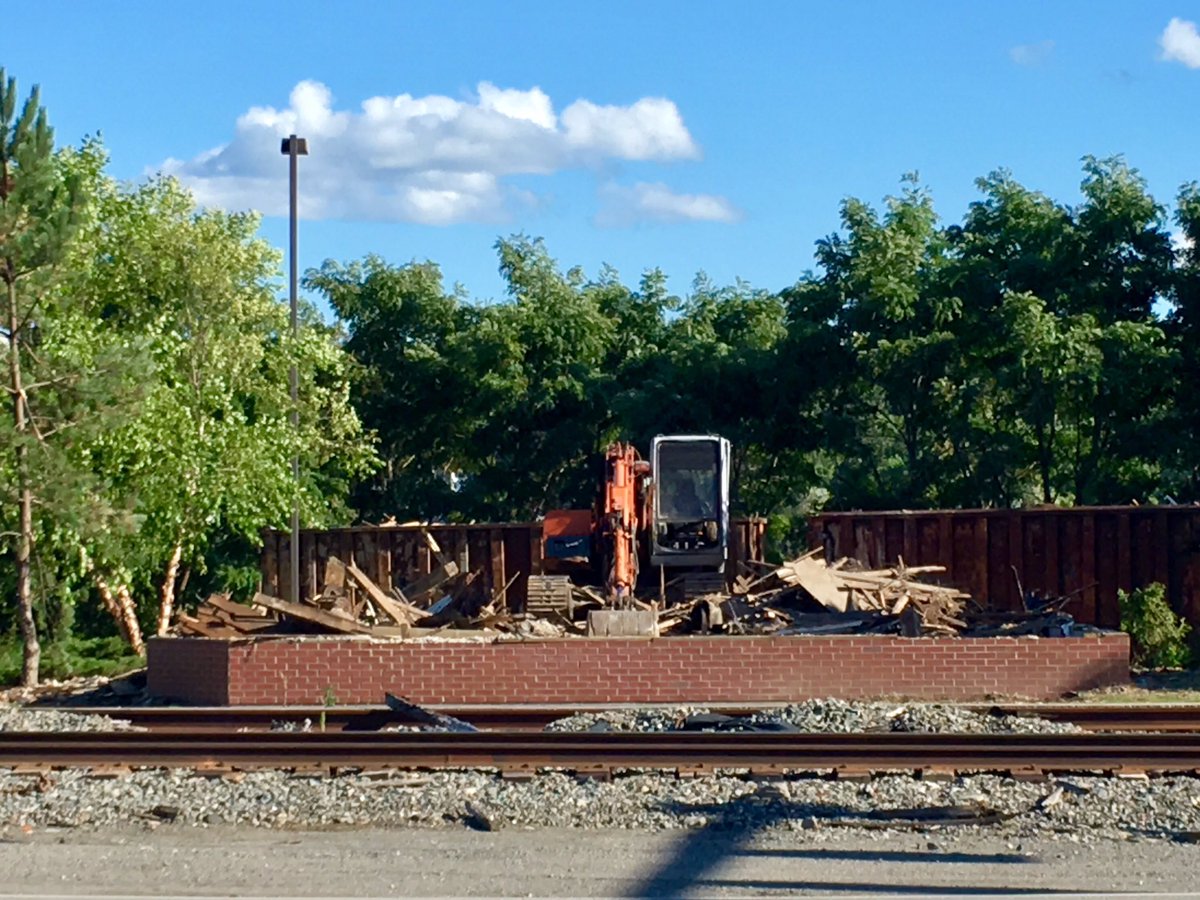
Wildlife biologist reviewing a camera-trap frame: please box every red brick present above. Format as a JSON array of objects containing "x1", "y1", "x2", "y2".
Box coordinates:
[{"x1": 147, "y1": 633, "x2": 1131, "y2": 705}]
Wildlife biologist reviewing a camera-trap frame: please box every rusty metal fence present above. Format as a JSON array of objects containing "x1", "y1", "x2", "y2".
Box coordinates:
[
  {"x1": 262, "y1": 518, "x2": 766, "y2": 612},
  {"x1": 811, "y1": 506, "x2": 1200, "y2": 629}
]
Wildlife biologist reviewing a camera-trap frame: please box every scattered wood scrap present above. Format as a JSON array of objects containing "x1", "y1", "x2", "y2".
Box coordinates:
[
  {"x1": 251, "y1": 591, "x2": 372, "y2": 635},
  {"x1": 175, "y1": 544, "x2": 1092, "y2": 643},
  {"x1": 775, "y1": 551, "x2": 848, "y2": 612},
  {"x1": 177, "y1": 593, "x2": 275, "y2": 637},
  {"x1": 400, "y1": 561, "x2": 460, "y2": 607},
  {"x1": 657, "y1": 551, "x2": 973, "y2": 637},
  {"x1": 345, "y1": 560, "x2": 422, "y2": 625}
]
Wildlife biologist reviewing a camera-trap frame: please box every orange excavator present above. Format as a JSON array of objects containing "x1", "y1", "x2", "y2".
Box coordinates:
[
  {"x1": 597, "y1": 442, "x2": 650, "y2": 602},
  {"x1": 543, "y1": 434, "x2": 731, "y2": 604}
]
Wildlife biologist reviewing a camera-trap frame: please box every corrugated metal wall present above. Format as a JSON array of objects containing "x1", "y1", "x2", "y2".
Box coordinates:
[
  {"x1": 811, "y1": 506, "x2": 1200, "y2": 628},
  {"x1": 261, "y1": 518, "x2": 767, "y2": 611}
]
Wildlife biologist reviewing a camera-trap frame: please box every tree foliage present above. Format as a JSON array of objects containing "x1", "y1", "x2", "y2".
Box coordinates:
[
  {"x1": 1, "y1": 75, "x2": 374, "y2": 674},
  {"x1": 314, "y1": 157, "x2": 1198, "y2": 532}
]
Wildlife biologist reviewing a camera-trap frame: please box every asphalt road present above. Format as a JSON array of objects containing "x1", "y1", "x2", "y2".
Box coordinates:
[{"x1": 1, "y1": 825, "x2": 1199, "y2": 897}]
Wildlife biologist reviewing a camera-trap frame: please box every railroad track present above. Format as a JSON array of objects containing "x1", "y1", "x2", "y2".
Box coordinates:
[
  {"x1": 47, "y1": 703, "x2": 1200, "y2": 733},
  {"x1": 3, "y1": 730, "x2": 1200, "y2": 776}
]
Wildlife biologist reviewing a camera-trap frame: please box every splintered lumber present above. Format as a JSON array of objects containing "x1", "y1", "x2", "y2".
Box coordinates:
[
  {"x1": 203, "y1": 593, "x2": 272, "y2": 623},
  {"x1": 251, "y1": 591, "x2": 372, "y2": 635},
  {"x1": 344, "y1": 559, "x2": 423, "y2": 625},
  {"x1": 324, "y1": 556, "x2": 347, "y2": 592},
  {"x1": 178, "y1": 613, "x2": 244, "y2": 638},
  {"x1": 178, "y1": 593, "x2": 276, "y2": 637},
  {"x1": 400, "y1": 561, "x2": 460, "y2": 607},
  {"x1": 745, "y1": 550, "x2": 973, "y2": 636},
  {"x1": 775, "y1": 557, "x2": 848, "y2": 612},
  {"x1": 421, "y1": 530, "x2": 450, "y2": 568}
]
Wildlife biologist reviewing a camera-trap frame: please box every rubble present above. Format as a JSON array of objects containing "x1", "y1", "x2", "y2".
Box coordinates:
[
  {"x1": 543, "y1": 700, "x2": 1083, "y2": 736},
  {"x1": 176, "y1": 550, "x2": 558, "y2": 641},
  {"x1": 659, "y1": 550, "x2": 1099, "y2": 639},
  {"x1": 174, "y1": 543, "x2": 1099, "y2": 642}
]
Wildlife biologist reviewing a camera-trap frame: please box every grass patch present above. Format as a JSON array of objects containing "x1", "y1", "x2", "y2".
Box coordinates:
[
  {"x1": 1075, "y1": 669, "x2": 1200, "y2": 704},
  {"x1": 0, "y1": 636, "x2": 143, "y2": 686}
]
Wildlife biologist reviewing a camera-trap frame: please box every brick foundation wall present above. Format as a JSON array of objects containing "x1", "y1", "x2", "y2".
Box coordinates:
[
  {"x1": 146, "y1": 637, "x2": 231, "y2": 705},
  {"x1": 147, "y1": 634, "x2": 1130, "y2": 705}
]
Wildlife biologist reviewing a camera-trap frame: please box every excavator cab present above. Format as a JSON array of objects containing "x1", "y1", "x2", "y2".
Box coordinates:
[{"x1": 650, "y1": 434, "x2": 731, "y2": 570}]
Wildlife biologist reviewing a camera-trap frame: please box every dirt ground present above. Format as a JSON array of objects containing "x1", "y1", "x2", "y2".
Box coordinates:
[{"x1": 0, "y1": 825, "x2": 1198, "y2": 898}]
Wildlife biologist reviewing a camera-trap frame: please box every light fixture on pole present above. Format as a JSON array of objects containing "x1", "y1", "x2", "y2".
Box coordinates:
[{"x1": 281, "y1": 134, "x2": 308, "y2": 605}]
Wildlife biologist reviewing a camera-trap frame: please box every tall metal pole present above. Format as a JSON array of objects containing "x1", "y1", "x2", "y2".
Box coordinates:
[{"x1": 284, "y1": 135, "x2": 306, "y2": 605}]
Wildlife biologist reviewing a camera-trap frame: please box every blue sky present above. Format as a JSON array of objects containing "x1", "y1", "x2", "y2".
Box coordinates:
[{"x1": 6, "y1": 2, "x2": 1200, "y2": 307}]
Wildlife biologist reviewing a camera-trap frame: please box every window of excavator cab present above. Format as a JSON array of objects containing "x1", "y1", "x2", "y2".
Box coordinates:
[{"x1": 657, "y1": 440, "x2": 719, "y2": 521}]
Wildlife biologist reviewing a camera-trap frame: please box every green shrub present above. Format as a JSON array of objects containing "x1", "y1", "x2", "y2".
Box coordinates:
[
  {"x1": 1118, "y1": 583, "x2": 1194, "y2": 669},
  {"x1": 0, "y1": 635, "x2": 143, "y2": 686}
]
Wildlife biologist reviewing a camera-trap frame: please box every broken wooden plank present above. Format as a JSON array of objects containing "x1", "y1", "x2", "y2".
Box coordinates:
[
  {"x1": 251, "y1": 591, "x2": 372, "y2": 634},
  {"x1": 345, "y1": 560, "x2": 423, "y2": 625},
  {"x1": 203, "y1": 594, "x2": 271, "y2": 621},
  {"x1": 325, "y1": 556, "x2": 348, "y2": 593},
  {"x1": 775, "y1": 557, "x2": 848, "y2": 613},
  {"x1": 401, "y1": 561, "x2": 460, "y2": 607},
  {"x1": 421, "y1": 530, "x2": 450, "y2": 568}
]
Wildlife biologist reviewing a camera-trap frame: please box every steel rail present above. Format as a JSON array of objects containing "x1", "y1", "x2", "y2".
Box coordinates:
[
  {"x1": 4, "y1": 731, "x2": 1200, "y2": 774},
  {"x1": 49, "y1": 703, "x2": 1200, "y2": 733}
]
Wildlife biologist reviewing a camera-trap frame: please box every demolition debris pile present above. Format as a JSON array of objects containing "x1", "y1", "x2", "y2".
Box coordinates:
[
  {"x1": 178, "y1": 529, "x2": 562, "y2": 641},
  {"x1": 659, "y1": 549, "x2": 1086, "y2": 639},
  {"x1": 176, "y1": 542, "x2": 1088, "y2": 641}
]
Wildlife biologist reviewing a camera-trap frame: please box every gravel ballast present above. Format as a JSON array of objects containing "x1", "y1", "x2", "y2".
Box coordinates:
[
  {"x1": 543, "y1": 699, "x2": 1083, "y2": 735},
  {"x1": 0, "y1": 705, "x2": 136, "y2": 733},
  {"x1": 2, "y1": 767, "x2": 1199, "y2": 843},
  {"x1": 0, "y1": 697, "x2": 1188, "y2": 843}
]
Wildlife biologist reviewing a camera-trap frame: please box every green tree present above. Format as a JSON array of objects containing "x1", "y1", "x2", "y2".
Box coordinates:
[
  {"x1": 77, "y1": 175, "x2": 376, "y2": 638},
  {"x1": 1, "y1": 72, "x2": 83, "y2": 684},
  {"x1": 0, "y1": 74, "x2": 128, "y2": 684},
  {"x1": 949, "y1": 160, "x2": 1174, "y2": 505},
  {"x1": 796, "y1": 176, "x2": 962, "y2": 508},
  {"x1": 1166, "y1": 181, "x2": 1200, "y2": 496},
  {"x1": 461, "y1": 236, "x2": 615, "y2": 518},
  {"x1": 305, "y1": 255, "x2": 469, "y2": 521}
]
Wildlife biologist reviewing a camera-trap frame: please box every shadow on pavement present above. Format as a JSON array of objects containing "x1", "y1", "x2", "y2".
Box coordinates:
[
  {"x1": 624, "y1": 792, "x2": 1068, "y2": 898},
  {"x1": 744, "y1": 846, "x2": 1032, "y2": 865}
]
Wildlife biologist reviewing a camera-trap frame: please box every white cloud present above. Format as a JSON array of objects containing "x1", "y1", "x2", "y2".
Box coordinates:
[
  {"x1": 159, "y1": 80, "x2": 705, "y2": 225},
  {"x1": 1172, "y1": 229, "x2": 1195, "y2": 255},
  {"x1": 596, "y1": 182, "x2": 740, "y2": 227},
  {"x1": 562, "y1": 98, "x2": 699, "y2": 160},
  {"x1": 1161, "y1": 17, "x2": 1200, "y2": 68},
  {"x1": 1009, "y1": 40, "x2": 1055, "y2": 66}
]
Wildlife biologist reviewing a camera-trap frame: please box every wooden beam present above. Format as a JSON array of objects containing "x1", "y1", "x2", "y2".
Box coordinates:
[
  {"x1": 422, "y1": 530, "x2": 450, "y2": 568},
  {"x1": 325, "y1": 556, "x2": 347, "y2": 592},
  {"x1": 251, "y1": 591, "x2": 372, "y2": 634},
  {"x1": 345, "y1": 560, "x2": 422, "y2": 625},
  {"x1": 402, "y1": 561, "x2": 460, "y2": 607},
  {"x1": 204, "y1": 593, "x2": 270, "y2": 621}
]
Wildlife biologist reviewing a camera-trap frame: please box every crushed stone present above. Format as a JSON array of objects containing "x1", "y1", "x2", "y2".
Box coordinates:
[
  {"x1": 0, "y1": 705, "x2": 137, "y2": 733},
  {"x1": 0, "y1": 767, "x2": 1197, "y2": 843},
  {"x1": 544, "y1": 699, "x2": 1083, "y2": 736}
]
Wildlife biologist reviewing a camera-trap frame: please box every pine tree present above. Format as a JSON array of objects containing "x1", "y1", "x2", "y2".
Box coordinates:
[{"x1": 0, "y1": 71, "x2": 82, "y2": 685}]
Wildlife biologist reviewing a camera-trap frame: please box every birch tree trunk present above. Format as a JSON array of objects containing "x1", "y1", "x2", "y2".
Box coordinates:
[
  {"x1": 156, "y1": 542, "x2": 183, "y2": 636},
  {"x1": 93, "y1": 573, "x2": 145, "y2": 656}
]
